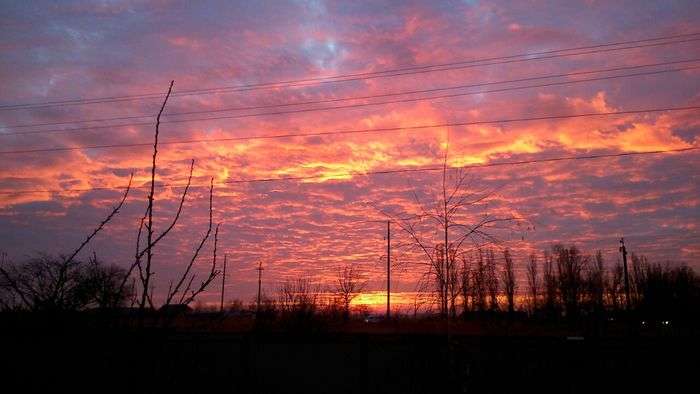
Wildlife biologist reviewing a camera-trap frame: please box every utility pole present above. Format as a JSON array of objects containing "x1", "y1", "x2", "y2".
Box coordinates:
[
  {"x1": 387, "y1": 220, "x2": 391, "y2": 319},
  {"x1": 620, "y1": 238, "x2": 631, "y2": 310},
  {"x1": 220, "y1": 254, "x2": 227, "y2": 313},
  {"x1": 256, "y1": 261, "x2": 263, "y2": 317}
]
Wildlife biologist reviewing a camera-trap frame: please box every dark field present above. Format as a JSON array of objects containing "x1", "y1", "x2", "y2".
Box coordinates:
[{"x1": 2, "y1": 315, "x2": 697, "y2": 393}]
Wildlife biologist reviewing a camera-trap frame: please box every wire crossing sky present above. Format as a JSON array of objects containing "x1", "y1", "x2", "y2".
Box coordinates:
[
  {"x1": 1, "y1": 31, "x2": 698, "y2": 111},
  {"x1": 1, "y1": 145, "x2": 696, "y2": 195},
  {"x1": 3, "y1": 58, "x2": 699, "y2": 134},
  {"x1": 1, "y1": 106, "x2": 699, "y2": 155},
  {"x1": 0, "y1": 0, "x2": 698, "y2": 306}
]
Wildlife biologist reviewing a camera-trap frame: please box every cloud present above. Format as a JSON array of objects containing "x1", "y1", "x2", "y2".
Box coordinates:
[{"x1": 1, "y1": 0, "x2": 698, "y2": 304}]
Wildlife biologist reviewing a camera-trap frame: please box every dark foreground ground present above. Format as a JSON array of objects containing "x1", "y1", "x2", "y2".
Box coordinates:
[{"x1": 1, "y1": 316, "x2": 697, "y2": 393}]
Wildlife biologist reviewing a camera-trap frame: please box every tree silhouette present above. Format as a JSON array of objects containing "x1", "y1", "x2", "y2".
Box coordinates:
[
  {"x1": 369, "y1": 145, "x2": 523, "y2": 317},
  {"x1": 526, "y1": 253, "x2": 539, "y2": 313},
  {"x1": 0, "y1": 254, "x2": 130, "y2": 312},
  {"x1": 471, "y1": 249, "x2": 487, "y2": 311},
  {"x1": 0, "y1": 174, "x2": 133, "y2": 311},
  {"x1": 459, "y1": 254, "x2": 471, "y2": 316},
  {"x1": 555, "y1": 245, "x2": 587, "y2": 320},
  {"x1": 334, "y1": 264, "x2": 367, "y2": 320},
  {"x1": 586, "y1": 251, "x2": 606, "y2": 316},
  {"x1": 501, "y1": 248, "x2": 516, "y2": 313},
  {"x1": 278, "y1": 277, "x2": 319, "y2": 319},
  {"x1": 119, "y1": 81, "x2": 222, "y2": 310},
  {"x1": 542, "y1": 250, "x2": 557, "y2": 316}
]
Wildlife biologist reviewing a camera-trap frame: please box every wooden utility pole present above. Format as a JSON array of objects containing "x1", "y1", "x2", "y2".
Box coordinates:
[
  {"x1": 220, "y1": 254, "x2": 227, "y2": 312},
  {"x1": 620, "y1": 238, "x2": 631, "y2": 310},
  {"x1": 256, "y1": 261, "x2": 263, "y2": 317},
  {"x1": 387, "y1": 220, "x2": 391, "y2": 319}
]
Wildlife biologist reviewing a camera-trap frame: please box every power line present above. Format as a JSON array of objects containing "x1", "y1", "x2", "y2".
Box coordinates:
[
  {"x1": 1, "y1": 105, "x2": 698, "y2": 155},
  {"x1": 1, "y1": 146, "x2": 696, "y2": 195},
  {"x1": 173, "y1": 37, "x2": 700, "y2": 95},
  {"x1": 4, "y1": 58, "x2": 698, "y2": 131},
  {"x1": 3, "y1": 64, "x2": 698, "y2": 138},
  {"x1": 167, "y1": 33, "x2": 700, "y2": 94},
  {"x1": 1, "y1": 32, "x2": 698, "y2": 111}
]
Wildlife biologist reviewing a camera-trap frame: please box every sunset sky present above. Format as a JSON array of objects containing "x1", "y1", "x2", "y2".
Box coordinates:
[{"x1": 1, "y1": 0, "x2": 699, "y2": 309}]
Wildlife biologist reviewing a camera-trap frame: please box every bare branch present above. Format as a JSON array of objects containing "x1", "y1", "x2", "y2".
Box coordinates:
[
  {"x1": 181, "y1": 222, "x2": 222, "y2": 306},
  {"x1": 179, "y1": 274, "x2": 196, "y2": 305},
  {"x1": 166, "y1": 178, "x2": 215, "y2": 305},
  {"x1": 65, "y1": 173, "x2": 133, "y2": 265},
  {"x1": 118, "y1": 210, "x2": 147, "y2": 297},
  {"x1": 48, "y1": 173, "x2": 133, "y2": 306},
  {"x1": 140, "y1": 80, "x2": 174, "y2": 309},
  {"x1": 137, "y1": 159, "x2": 195, "y2": 259}
]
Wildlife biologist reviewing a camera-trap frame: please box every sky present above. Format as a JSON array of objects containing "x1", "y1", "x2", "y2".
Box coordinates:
[{"x1": 0, "y1": 0, "x2": 699, "y2": 309}]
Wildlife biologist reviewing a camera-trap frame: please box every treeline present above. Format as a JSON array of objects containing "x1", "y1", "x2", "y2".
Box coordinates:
[
  {"x1": 1, "y1": 245, "x2": 698, "y2": 327},
  {"x1": 448, "y1": 245, "x2": 699, "y2": 323},
  {"x1": 232, "y1": 244, "x2": 700, "y2": 327}
]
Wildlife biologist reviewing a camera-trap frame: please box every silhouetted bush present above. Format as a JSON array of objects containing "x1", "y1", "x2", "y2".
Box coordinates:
[
  {"x1": 634, "y1": 261, "x2": 699, "y2": 321},
  {"x1": 0, "y1": 254, "x2": 130, "y2": 312}
]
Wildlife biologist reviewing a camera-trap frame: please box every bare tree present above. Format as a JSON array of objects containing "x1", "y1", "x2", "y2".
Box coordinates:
[
  {"x1": 526, "y1": 253, "x2": 539, "y2": 313},
  {"x1": 412, "y1": 275, "x2": 433, "y2": 317},
  {"x1": 278, "y1": 277, "x2": 319, "y2": 318},
  {"x1": 369, "y1": 146, "x2": 523, "y2": 317},
  {"x1": 543, "y1": 250, "x2": 557, "y2": 315},
  {"x1": 607, "y1": 261, "x2": 624, "y2": 311},
  {"x1": 119, "y1": 81, "x2": 222, "y2": 310},
  {"x1": 471, "y1": 249, "x2": 487, "y2": 311},
  {"x1": 459, "y1": 254, "x2": 471, "y2": 316},
  {"x1": 0, "y1": 254, "x2": 130, "y2": 311},
  {"x1": 447, "y1": 248, "x2": 461, "y2": 318},
  {"x1": 634, "y1": 260, "x2": 700, "y2": 320},
  {"x1": 555, "y1": 245, "x2": 588, "y2": 319},
  {"x1": 586, "y1": 250, "x2": 605, "y2": 315},
  {"x1": 0, "y1": 252, "x2": 12, "y2": 310},
  {"x1": 501, "y1": 248, "x2": 516, "y2": 313},
  {"x1": 335, "y1": 264, "x2": 367, "y2": 320},
  {"x1": 630, "y1": 253, "x2": 648, "y2": 308},
  {"x1": 0, "y1": 175, "x2": 133, "y2": 311},
  {"x1": 87, "y1": 257, "x2": 134, "y2": 309},
  {"x1": 485, "y1": 249, "x2": 499, "y2": 311}
]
